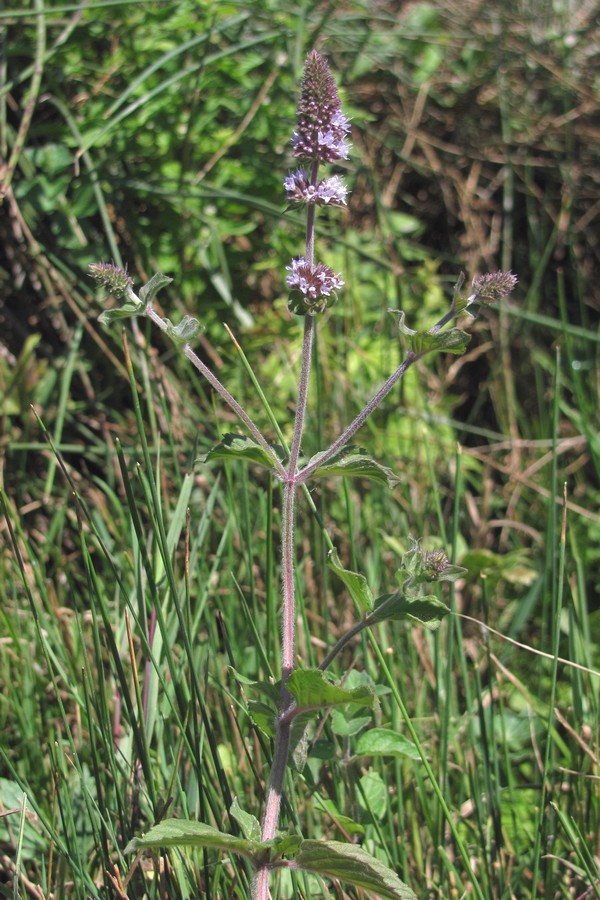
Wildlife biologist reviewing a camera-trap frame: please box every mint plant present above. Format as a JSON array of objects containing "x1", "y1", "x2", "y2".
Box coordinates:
[{"x1": 90, "y1": 50, "x2": 517, "y2": 900}]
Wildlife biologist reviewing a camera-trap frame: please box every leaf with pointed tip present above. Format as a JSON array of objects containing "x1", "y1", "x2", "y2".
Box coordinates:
[
  {"x1": 389, "y1": 310, "x2": 471, "y2": 356},
  {"x1": 98, "y1": 297, "x2": 144, "y2": 325},
  {"x1": 371, "y1": 592, "x2": 450, "y2": 630},
  {"x1": 356, "y1": 728, "x2": 421, "y2": 760},
  {"x1": 164, "y1": 314, "x2": 202, "y2": 344},
  {"x1": 200, "y1": 434, "x2": 283, "y2": 472},
  {"x1": 230, "y1": 798, "x2": 261, "y2": 843},
  {"x1": 124, "y1": 819, "x2": 258, "y2": 861},
  {"x1": 139, "y1": 272, "x2": 173, "y2": 304},
  {"x1": 308, "y1": 446, "x2": 399, "y2": 488},
  {"x1": 294, "y1": 839, "x2": 417, "y2": 899},
  {"x1": 327, "y1": 549, "x2": 375, "y2": 613},
  {"x1": 286, "y1": 669, "x2": 374, "y2": 711}
]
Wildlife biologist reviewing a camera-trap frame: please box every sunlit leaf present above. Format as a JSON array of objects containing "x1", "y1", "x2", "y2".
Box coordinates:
[
  {"x1": 230, "y1": 798, "x2": 261, "y2": 843},
  {"x1": 201, "y1": 434, "x2": 283, "y2": 471},
  {"x1": 286, "y1": 669, "x2": 374, "y2": 711},
  {"x1": 308, "y1": 446, "x2": 399, "y2": 488},
  {"x1": 327, "y1": 548, "x2": 375, "y2": 613},
  {"x1": 389, "y1": 309, "x2": 471, "y2": 356},
  {"x1": 124, "y1": 819, "x2": 258, "y2": 860},
  {"x1": 356, "y1": 728, "x2": 420, "y2": 760},
  {"x1": 139, "y1": 272, "x2": 173, "y2": 304},
  {"x1": 294, "y1": 839, "x2": 417, "y2": 899}
]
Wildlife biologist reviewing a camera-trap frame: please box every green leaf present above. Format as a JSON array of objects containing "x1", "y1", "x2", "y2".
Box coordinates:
[
  {"x1": 330, "y1": 710, "x2": 372, "y2": 737},
  {"x1": 286, "y1": 669, "x2": 375, "y2": 712},
  {"x1": 230, "y1": 798, "x2": 261, "y2": 843},
  {"x1": 308, "y1": 446, "x2": 399, "y2": 489},
  {"x1": 389, "y1": 309, "x2": 471, "y2": 356},
  {"x1": 98, "y1": 297, "x2": 144, "y2": 325},
  {"x1": 358, "y1": 771, "x2": 387, "y2": 821},
  {"x1": 139, "y1": 272, "x2": 173, "y2": 305},
  {"x1": 356, "y1": 727, "x2": 421, "y2": 760},
  {"x1": 327, "y1": 548, "x2": 375, "y2": 613},
  {"x1": 371, "y1": 592, "x2": 450, "y2": 630},
  {"x1": 247, "y1": 700, "x2": 277, "y2": 738},
  {"x1": 294, "y1": 839, "x2": 417, "y2": 899},
  {"x1": 200, "y1": 434, "x2": 283, "y2": 472},
  {"x1": 124, "y1": 819, "x2": 258, "y2": 861},
  {"x1": 313, "y1": 795, "x2": 365, "y2": 839},
  {"x1": 164, "y1": 314, "x2": 202, "y2": 344}
]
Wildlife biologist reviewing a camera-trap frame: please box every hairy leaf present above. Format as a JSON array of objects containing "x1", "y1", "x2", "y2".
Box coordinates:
[
  {"x1": 98, "y1": 298, "x2": 143, "y2": 325},
  {"x1": 230, "y1": 798, "x2": 261, "y2": 843},
  {"x1": 124, "y1": 819, "x2": 258, "y2": 860},
  {"x1": 139, "y1": 272, "x2": 173, "y2": 304},
  {"x1": 294, "y1": 839, "x2": 417, "y2": 899},
  {"x1": 286, "y1": 669, "x2": 374, "y2": 711},
  {"x1": 390, "y1": 309, "x2": 471, "y2": 356},
  {"x1": 327, "y1": 549, "x2": 375, "y2": 613},
  {"x1": 201, "y1": 433, "x2": 283, "y2": 471},
  {"x1": 308, "y1": 446, "x2": 400, "y2": 488}
]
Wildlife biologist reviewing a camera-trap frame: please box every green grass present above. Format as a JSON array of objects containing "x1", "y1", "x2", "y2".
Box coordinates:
[{"x1": 1, "y1": 0, "x2": 599, "y2": 897}]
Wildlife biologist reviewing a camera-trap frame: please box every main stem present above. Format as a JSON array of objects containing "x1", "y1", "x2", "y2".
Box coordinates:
[{"x1": 253, "y1": 165, "x2": 319, "y2": 900}]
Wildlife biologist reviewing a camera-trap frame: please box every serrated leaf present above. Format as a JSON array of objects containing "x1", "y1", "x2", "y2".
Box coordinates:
[
  {"x1": 356, "y1": 728, "x2": 421, "y2": 760},
  {"x1": 294, "y1": 839, "x2": 417, "y2": 899},
  {"x1": 230, "y1": 798, "x2": 261, "y2": 843},
  {"x1": 164, "y1": 314, "x2": 201, "y2": 344},
  {"x1": 124, "y1": 819, "x2": 258, "y2": 860},
  {"x1": 286, "y1": 669, "x2": 374, "y2": 711},
  {"x1": 139, "y1": 272, "x2": 173, "y2": 304},
  {"x1": 98, "y1": 298, "x2": 143, "y2": 325},
  {"x1": 389, "y1": 310, "x2": 471, "y2": 356},
  {"x1": 371, "y1": 592, "x2": 450, "y2": 630},
  {"x1": 308, "y1": 446, "x2": 399, "y2": 489},
  {"x1": 327, "y1": 549, "x2": 375, "y2": 613},
  {"x1": 200, "y1": 434, "x2": 282, "y2": 472}
]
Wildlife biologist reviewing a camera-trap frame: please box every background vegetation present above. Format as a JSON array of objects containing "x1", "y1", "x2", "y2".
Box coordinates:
[{"x1": 1, "y1": 0, "x2": 599, "y2": 897}]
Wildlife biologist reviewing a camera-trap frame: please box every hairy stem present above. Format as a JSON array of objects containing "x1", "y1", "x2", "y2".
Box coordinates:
[{"x1": 143, "y1": 304, "x2": 286, "y2": 480}]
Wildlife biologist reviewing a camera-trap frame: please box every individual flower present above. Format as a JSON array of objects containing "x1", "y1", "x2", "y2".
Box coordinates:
[
  {"x1": 291, "y1": 50, "x2": 350, "y2": 163},
  {"x1": 89, "y1": 262, "x2": 133, "y2": 298},
  {"x1": 468, "y1": 271, "x2": 518, "y2": 305},
  {"x1": 286, "y1": 257, "x2": 344, "y2": 315},
  {"x1": 284, "y1": 170, "x2": 348, "y2": 207}
]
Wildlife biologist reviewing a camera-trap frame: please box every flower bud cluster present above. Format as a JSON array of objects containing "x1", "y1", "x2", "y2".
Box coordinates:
[
  {"x1": 89, "y1": 262, "x2": 133, "y2": 298},
  {"x1": 468, "y1": 271, "x2": 518, "y2": 304}
]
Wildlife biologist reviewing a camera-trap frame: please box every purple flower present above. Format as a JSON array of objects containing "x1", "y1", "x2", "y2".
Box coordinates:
[
  {"x1": 286, "y1": 257, "x2": 344, "y2": 315},
  {"x1": 284, "y1": 170, "x2": 348, "y2": 207},
  {"x1": 291, "y1": 50, "x2": 350, "y2": 163}
]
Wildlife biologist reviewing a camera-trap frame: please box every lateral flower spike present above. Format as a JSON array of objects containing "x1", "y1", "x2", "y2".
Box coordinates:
[
  {"x1": 467, "y1": 271, "x2": 518, "y2": 306},
  {"x1": 291, "y1": 50, "x2": 350, "y2": 163},
  {"x1": 89, "y1": 262, "x2": 134, "y2": 299}
]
